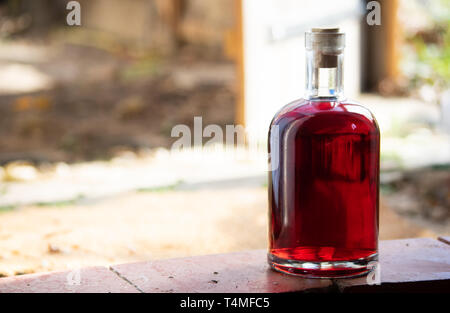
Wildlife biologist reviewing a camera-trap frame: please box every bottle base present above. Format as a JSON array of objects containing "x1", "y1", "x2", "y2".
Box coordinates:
[{"x1": 268, "y1": 252, "x2": 378, "y2": 279}]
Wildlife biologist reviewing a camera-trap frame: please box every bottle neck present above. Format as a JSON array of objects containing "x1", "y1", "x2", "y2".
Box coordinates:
[{"x1": 305, "y1": 49, "x2": 344, "y2": 100}]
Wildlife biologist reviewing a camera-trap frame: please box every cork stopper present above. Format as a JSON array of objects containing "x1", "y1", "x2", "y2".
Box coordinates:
[
  {"x1": 311, "y1": 28, "x2": 340, "y2": 33},
  {"x1": 305, "y1": 28, "x2": 345, "y2": 68}
]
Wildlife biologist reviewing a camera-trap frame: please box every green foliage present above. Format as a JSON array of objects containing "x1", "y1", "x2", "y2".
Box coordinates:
[
  {"x1": 35, "y1": 194, "x2": 85, "y2": 208},
  {"x1": 405, "y1": 0, "x2": 450, "y2": 92},
  {"x1": 0, "y1": 205, "x2": 16, "y2": 213},
  {"x1": 120, "y1": 57, "x2": 161, "y2": 82},
  {"x1": 412, "y1": 22, "x2": 450, "y2": 89},
  {"x1": 136, "y1": 181, "x2": 182, "y2": 193}
]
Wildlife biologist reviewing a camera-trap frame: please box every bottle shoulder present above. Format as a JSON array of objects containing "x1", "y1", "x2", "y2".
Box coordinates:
[{"x1": 270, "y1": 98, "x2": 379, "y2": 135}]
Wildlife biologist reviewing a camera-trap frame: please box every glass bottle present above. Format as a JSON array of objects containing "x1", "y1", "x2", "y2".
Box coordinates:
[{"x1": 268, "y1": 28, "x2": 380, "y2": 278}]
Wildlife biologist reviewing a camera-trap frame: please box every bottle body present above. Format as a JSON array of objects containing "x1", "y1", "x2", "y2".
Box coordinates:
[{"x1": 268, "y1": 99, "x2": 379, "y2": 278}]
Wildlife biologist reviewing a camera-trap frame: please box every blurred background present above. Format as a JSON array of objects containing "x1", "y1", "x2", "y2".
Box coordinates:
[{"x1": 0, "y1": 0, "x2": 448, "y2": 276}]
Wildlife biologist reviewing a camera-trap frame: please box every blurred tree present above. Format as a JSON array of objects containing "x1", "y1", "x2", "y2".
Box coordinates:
[
  {"x1": 400, "y1": 0, "x2": 450, "y2": 94},
  {"x1": 408, "y1": 20, "x2": 450, "y2": 92}
]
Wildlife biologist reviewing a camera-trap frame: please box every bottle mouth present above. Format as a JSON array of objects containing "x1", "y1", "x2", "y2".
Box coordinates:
[
  {"x1": 305, "y1": 28, "x2": 345, "y2": 69},
  {"x1": 305, "y1": 28, "x2": 345, "y2": 52}
]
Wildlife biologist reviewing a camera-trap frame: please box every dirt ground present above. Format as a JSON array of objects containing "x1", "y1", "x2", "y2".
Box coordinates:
[
  {"x1": 382, "y1": 168, "x2": 450, "y2": 234},
  {"x1": 0, "y1": 41, "x2": 235, "y2": 164}
]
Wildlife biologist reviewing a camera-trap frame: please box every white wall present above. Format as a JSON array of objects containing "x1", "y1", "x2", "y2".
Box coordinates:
[{"x1": 242, "y1": 0, "x2": 363, "y2": 145}]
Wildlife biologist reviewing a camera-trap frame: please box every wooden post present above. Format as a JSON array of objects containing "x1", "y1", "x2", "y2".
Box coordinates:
[
  {"x1": 225, "y1": 0, "x2": 245, "y2": 127},
  {"x1": 384, "y1": 0, "x2": 400, "y2": 80},
  {"x1": 363, "y1": 0, "x2": 400, "y2": 92}
]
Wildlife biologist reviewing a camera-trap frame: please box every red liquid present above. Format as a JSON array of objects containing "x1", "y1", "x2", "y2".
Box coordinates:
[{"x1": 268, "y1": 99, "x2": 379, "y2": 277}]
